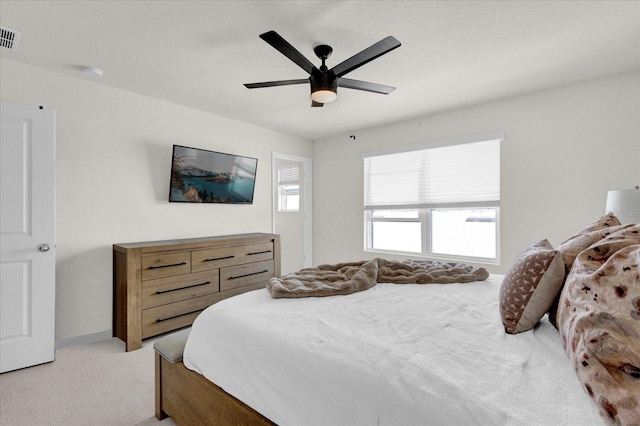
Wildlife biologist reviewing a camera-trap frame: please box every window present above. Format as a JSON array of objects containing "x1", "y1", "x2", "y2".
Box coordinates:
[
  {"x1": 363, "y1": 138, "x2": 500, "y2": 262},
  {"x1": 277, "y1": 165, "x2": 300, "y2": 211}
]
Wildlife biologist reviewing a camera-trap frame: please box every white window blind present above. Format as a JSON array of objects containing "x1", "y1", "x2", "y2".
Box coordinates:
[
  {"x1": 363, "y1": 139, "x2": 500, "y2": 210},
  {"x1": 278, "y1": 166, "x2": 300, "y2": 184}
]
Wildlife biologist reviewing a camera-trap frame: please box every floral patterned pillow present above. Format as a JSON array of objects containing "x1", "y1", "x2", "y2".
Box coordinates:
[
  {"x1": 499, "y1": 239, "x2": 564, "y2": 334},
  {"x1": 549, "y1": 213, "x2": 629, "y2": 326},
  {"x1": 557, "y1": 225, "x2": 640, "y2": 425},
  {"x1": 556, "y1": 212, "x2": 626, "y2": 275}
]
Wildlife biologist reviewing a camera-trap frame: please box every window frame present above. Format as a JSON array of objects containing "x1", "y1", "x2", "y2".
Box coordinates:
[
  {"x1": 276, "y1": 165, "x2": 300, "y2": 212},
  {"x1": 278, "y1": 183, "x2": 300, "y2": 212},
  {"x1": 363, "y1": 136, "x2": 501, "y2": 264}
]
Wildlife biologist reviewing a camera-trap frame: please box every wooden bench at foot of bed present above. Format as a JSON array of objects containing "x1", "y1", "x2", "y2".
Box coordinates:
[{"x1": 154, "y1": 329, "x2": 275, "y2": 426}]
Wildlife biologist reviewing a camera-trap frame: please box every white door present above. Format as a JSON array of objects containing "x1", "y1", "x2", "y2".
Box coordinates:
[
  {"x1": 272, "y1": 153, "x2": 312, "y2": 274},
  {"x1": 0, "y1": 100, "x2": 56, "y2": 373}
]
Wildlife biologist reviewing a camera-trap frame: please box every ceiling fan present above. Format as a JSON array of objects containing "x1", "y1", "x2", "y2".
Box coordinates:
[{"x1": 244, "y1": 31, "x2": 401, "y2": 107}]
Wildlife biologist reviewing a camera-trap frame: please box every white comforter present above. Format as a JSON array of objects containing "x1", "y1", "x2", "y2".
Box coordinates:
[{"x1": 183, "y1": 275, "x2": 602, "y2": 426}]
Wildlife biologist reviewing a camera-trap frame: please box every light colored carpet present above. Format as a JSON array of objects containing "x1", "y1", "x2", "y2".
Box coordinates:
[{"x1": 0, "y1": 337, "x2": 177, "y2": 425}]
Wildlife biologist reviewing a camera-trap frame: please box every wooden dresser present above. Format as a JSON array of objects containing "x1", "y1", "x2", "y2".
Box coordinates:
[{"x1": 113, "y1": 233, "x2": 280, "y2": 351}]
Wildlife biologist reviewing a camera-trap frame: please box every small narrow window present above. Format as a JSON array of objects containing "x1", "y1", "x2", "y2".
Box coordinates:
[{"x1": 277, "y1": 166, "x2": 300, "y2": 212}]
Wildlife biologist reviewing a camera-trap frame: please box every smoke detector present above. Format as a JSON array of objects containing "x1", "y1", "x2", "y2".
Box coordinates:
[{"x1": 0, "y1": 26, "x2": 21, "y2": 51}]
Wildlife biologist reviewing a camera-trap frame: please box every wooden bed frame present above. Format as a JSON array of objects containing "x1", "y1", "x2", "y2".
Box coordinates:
[{"x1": 155, "y1": 351, "x2": 276, "y2": 425}]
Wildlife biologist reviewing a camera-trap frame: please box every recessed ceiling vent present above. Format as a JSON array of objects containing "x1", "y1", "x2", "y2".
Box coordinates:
[{"x1": 0, "y1": 26, "x2": 21, "y2": 51}]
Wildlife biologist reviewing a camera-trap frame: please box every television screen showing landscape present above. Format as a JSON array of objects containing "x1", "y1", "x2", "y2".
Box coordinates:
[{"x1": 169, "y1": 145, "x2": 257, "y2": 204}]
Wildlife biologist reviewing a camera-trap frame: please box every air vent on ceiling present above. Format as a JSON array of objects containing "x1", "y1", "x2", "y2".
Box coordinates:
[{"x1": 0, "y1": 26, "x2": 21, "y2": 51}]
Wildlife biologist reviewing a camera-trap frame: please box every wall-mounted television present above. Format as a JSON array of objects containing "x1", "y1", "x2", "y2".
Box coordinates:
[{"x1": 169, "y1": 145, "x2": 257, "y2": 204}]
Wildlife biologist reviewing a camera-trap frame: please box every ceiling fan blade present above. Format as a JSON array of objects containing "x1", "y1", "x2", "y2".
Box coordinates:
[
  {"x1": 338, "y1": 78, "x2": 396, "y2": 94},
  {"x1": 244, "y1": 79, "x2": 309, "y2": 89},
  {"x1": 330, "y1": 36, "x2": 401, "y2": 78},
  {"x1": 260, "y1": 30, "x2": 317, "y2": 75},
  {"x1": 311, "y1": 100, "x2": 324, "y2": 107}
]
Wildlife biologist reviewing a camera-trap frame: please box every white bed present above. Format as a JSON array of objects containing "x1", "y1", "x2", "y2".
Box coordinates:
[{"x1": 183, "y1": 275, "x2": 602, "y2": 425}]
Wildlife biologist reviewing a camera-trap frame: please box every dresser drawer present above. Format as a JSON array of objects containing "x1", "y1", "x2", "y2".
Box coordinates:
[
  {"x1": 141, "y1": 270, "x2": 220, "y2": 309},
  {"x1": 141, "y1": 293, "x2": 220, "y2": 339},
  {"x1": 220, "y1": 259, "x2": 275, "y2": 292},
  {"x1": 142, "y1": 251, "x2": 191, "y2": 281},
  {"x1": 192, "y1": 242, "x2": 274, "y2": 272}
]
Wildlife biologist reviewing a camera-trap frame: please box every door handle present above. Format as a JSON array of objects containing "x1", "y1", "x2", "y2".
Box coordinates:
[{"x1": 38, "y1": 244, "x2": 51, "y2": 252}]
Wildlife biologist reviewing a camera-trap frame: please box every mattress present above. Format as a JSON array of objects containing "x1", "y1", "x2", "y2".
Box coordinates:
[{"x1": 183, "y1": 275, "x2": 602, "y2": 426}]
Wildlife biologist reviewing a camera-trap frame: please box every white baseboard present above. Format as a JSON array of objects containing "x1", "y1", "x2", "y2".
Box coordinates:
[{"x1": 55, "y1": 330, "x2": 113, "y2": 349}]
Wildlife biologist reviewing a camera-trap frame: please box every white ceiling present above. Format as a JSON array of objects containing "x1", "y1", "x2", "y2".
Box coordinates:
[{"x1": 1, "y1": 1, "x2": 638, "y2": 140}]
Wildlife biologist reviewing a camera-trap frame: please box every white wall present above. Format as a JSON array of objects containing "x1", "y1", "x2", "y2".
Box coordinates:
[
  {"x1": 0, "y1": 59, "x2": 312, "y2": 343},
  {"x1": 2, "y1": 58, "x2": 638, "y2": 343},
  {"x1": 313, "y1": 71, "x2": 640, "y2": 274}
]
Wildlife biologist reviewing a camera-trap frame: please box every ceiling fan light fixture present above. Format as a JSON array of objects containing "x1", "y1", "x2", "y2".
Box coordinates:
[
  {"x1": 311, "y1": 88, "x2": 337, "y2": 103},
  {"x1": 244, "y1": 31, "x2": 401, "y2": 107},
  {"x1": 310, "y1": 68, "x2": 338, "y2": 104}
]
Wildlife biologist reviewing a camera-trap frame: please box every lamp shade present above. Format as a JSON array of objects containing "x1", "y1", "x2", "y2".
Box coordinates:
[{"x1": 606, "y1": 189, "x2": 640, "y2": 224}]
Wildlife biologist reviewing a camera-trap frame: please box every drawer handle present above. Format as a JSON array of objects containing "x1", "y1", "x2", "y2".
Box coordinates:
[
  {"x1": 247, "y1": 250, "x2": 272, "y2": 256},
  {"x1": 156, "y1": 281, "x2": 211, "y2": 295},
  {"x1": 228, "y1": 269, "x2": 269, "y2": 280},
  {"x1": 156, "y1": 308, "x2": 203, "y2": 323},
  {"x1": 203, "y1": 255, "x2": 235, "y2": 262},
  {"x1": 148, "y1": 262, "x2": 187, "y2": 270}
]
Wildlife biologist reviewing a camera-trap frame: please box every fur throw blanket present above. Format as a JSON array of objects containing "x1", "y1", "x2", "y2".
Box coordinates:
[{"x1": 267, "y1": 258, "x2": 489, "y2": 299}]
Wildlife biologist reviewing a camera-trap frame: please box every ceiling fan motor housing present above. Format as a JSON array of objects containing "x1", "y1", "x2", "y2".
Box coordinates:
[{"x1": 310, "y1": 68, "x2": 337, "y2": 95}]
